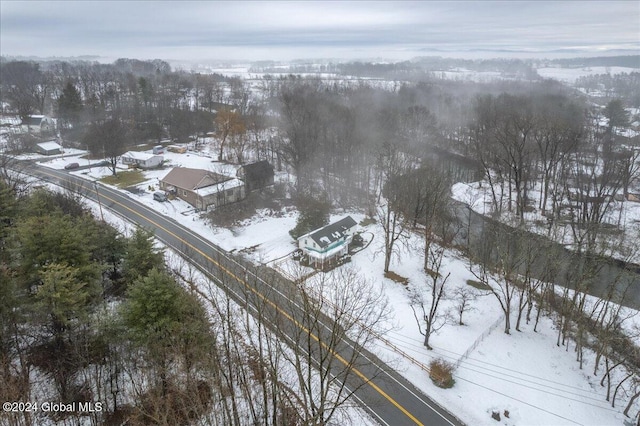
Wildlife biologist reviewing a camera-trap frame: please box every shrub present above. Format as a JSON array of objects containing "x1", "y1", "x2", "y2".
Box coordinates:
[
  {"x1": 429, "y1": 358, "x2": 455, "y2": 388},
  {"x1": 289, "y1": 193, "x2": 330, "y2": 239},
  {"x1": 359, "y1": 217, "x2": 376, "y2": 227},
  {"x1": 466, "y1": 279, "x2": 492, "y2": 291},
  {"x1": 384, "y1": 270, "x2": 409, "y2": 285}
]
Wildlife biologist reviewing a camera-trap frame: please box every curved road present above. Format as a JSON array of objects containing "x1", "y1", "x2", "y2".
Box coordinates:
[{"x1": 26, "y1": 164, "x2": 464, "y2": 426}]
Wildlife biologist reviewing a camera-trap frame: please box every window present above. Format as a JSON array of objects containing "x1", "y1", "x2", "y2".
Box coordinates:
[
  {"x1": 227, "y1": 188, "x2": 234, "y2": 196},
  {"x1": 182, "y1": 190, "x2": 187, "y2": 196}
]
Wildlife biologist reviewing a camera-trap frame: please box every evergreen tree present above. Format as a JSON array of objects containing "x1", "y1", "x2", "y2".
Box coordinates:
[
  {"x1": 122, "y1": 228, "x2": 164, "y2": 287},
  {"x1": 36, "y1": 262, "x2": 98, "y2": 336},
  {"x1": 16, "y1": 212, "x2": 100, "y2": 290},
  {"x1": 603, "y1": 98, "x2": 629, "y2": 131},
  {"x1": 57, "y1": 81, "x2": 83, "y2": 129},
  {"x1": 289, "y1": 193, "x2": 331, "y2": 239},
  {"x1": 122, "y1": 268, "x2": 212, "y2": 394}
]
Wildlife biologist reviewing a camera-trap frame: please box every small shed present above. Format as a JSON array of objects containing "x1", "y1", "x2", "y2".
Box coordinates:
[
  {"x1": 121, "y1": 151, "x2": 163, "y2": 169},
  {"x1": 35, "y1": 141, "x2": 62, "y2": 156},
  {"x1": 237, "y1": 160, "x2": 275, "y2": 192}
]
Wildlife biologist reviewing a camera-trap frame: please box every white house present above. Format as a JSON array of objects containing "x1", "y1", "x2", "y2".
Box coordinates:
[
  {"x1": 23, "y1": 115, "x2": 55, "y2": 134},
  {"x1": 121, "y1": 151, "x2": 163, "y2": 169},
  {"x1": 297, "y1": 216, "x2": 358, "y2": 270}
]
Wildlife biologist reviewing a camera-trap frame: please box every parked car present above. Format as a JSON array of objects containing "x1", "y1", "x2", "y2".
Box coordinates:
[
  {"x1": 64, "y1": 162, "x2": 79, "y2": 170},
  {"x1": 153, "y1": 191, "x2": 167, "y2": 202}
]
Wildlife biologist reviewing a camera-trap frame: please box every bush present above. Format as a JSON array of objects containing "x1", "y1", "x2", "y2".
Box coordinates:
[
  {"x1": 384, "y1": 270, "x2": 409, "y2": 285},
  {"x1": 429, "y1": 358, "x2": 455, "y2": 388},
  {"x1": 289, "y1": 193, "x2": 331, "y2": 239}
]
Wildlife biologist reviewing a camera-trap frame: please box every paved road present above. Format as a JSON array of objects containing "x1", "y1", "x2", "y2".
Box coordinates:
[{"x1": 26, "y1": 164, "x2": 465, "y2": 426}]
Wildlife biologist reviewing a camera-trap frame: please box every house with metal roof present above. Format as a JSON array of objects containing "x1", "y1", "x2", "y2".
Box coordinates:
[
  {"x1": 35, "y1": 141, "x2": 62, "y2": 155},
  {"x1": 121, "y1": 151, "x2": 164, "y2": 169},
  {"x1": 297, "y1": 216, "x2": 358, "y2": 269},
  {"x1": 159, "y1": 167, "x2": 245, "y2": 210}
]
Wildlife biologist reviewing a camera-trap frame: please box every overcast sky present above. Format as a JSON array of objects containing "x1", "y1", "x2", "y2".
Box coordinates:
[{"x1": 1, "y1": 1, "x2": 639, "y2": 63}]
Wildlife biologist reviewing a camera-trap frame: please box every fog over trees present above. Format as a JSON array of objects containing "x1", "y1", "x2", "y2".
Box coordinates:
[{"x1": 1, "y1": 54, "x2": 640, "y2": 424}]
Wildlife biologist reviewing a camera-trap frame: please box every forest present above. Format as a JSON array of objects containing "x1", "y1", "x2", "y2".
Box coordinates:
[{"x1": 1, "y1": 56, "x2": 640, "y2": 424}]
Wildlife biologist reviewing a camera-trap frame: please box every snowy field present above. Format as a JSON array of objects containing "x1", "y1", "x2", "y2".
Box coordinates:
[
  {"x1": 536, "y1": 66, "x2": 640, "y2": 84},
  {"x1": 31, "y1": 143, "x2": 639, "y2": 426}
]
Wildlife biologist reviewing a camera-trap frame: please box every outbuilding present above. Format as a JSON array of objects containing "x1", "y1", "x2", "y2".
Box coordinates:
[
  {"x1": 237, "y1": 160, "x2": 275, "y2": 192},
  {"x1": 35, "y1": 141, "x2": 62, "y2": 156}
]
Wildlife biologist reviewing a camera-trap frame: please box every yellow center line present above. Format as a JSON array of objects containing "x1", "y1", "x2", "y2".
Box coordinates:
[{"x1": 42, "y1": 169, "x2": 425, "y2": 426}]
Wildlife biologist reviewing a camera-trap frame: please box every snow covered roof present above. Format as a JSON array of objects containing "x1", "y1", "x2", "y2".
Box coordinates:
[
  {"x1": 122, "y1": 151, "x2": 160, "y2": 161},
  {"x1": 37, "y1": 141, "x2": 62, "y2": 151},
  {"x1": 161, "y1": 167, "x2": 231, "y2": 191},
  {"x1": 195, "y1": 178, "x2": 244, "y2": 196},
  {"x1": 300, "y1": 216, "x2": 357, "y2": 249}
]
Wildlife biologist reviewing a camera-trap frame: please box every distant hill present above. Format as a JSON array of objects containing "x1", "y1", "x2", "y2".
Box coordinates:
[{"x1": 544, "y1": 55, "x2": 640, "y2": 68}]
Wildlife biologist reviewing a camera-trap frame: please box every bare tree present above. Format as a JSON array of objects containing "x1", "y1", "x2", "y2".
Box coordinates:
[
  {"x1": 377, "y1": 199, "x2": 409, "y2": 274},
  {"x1": 453, "y1": 287, "x2": 477, "y2": 326},
  {"x1": 281, "y1": 267, "x2": 390, "y2": 425},
  {"x1": 277, "y1": 79, "x2": 324, "y2": 194},
  {"x1": 83, "y1": 118, "x2": 130, "y2": 176},
  {"x1": 214, "y1": 109, "x2": 245, "y2": 161},
  {"x1": 470, "y1": 223, "x2": 524, "y2": 334},
  {"x1": 411, "y1": 244, "x2": 451, "y2": 349}
]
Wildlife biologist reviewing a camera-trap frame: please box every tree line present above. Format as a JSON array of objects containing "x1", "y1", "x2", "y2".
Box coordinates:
[{"x1": 0, "y1": 175, "x2": 389, "y2": 425}]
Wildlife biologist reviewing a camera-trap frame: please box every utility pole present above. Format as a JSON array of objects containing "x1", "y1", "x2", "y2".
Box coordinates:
[{"x1": 94, "y1": 180, "x2": 104, "y2": 221}]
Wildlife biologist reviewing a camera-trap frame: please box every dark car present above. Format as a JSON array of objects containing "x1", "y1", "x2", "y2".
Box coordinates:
[
  {"x1": 64, "y1": 162, "x2": 79, "y2": 170},
  {"x1": 153, "y1": 191, "x2": 168, "y2": 202}
]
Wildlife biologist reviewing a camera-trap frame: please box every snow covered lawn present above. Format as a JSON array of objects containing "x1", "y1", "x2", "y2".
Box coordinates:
[{"x1": 34, "y1": 146, "x2": 638, "y2": 425}]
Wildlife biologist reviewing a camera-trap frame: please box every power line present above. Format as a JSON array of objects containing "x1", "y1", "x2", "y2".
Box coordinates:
[
  {"x1": 454, "y1": 375, "x2": 586, "y2": 426},
  {"x1": 381, "y1": 330, "x2": 620, "y2": 407}
]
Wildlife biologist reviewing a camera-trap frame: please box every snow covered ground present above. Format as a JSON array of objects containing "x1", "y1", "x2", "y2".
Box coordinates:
[
  {"x1": 33, "y1": 146, "x2": 639, "y2": 425},
  {"x1": 451, "y1": 179, "x2": 640, "y2": 264},
  {"x1": 536, "y1": 66, "x2": 640, "y2": 84}
]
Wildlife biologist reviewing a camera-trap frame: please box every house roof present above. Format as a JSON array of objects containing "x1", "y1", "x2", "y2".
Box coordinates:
[
  {"x1": 37, "y1": 141, "x2": 62, "y2": 151},
  {"x1": 161, "y1": 167, "x2": 231, "y2": 191},
  {"x1": 301, "y1": 216, "x2": 357, "y2": 249},
  {"x1": 24, "y1": 116, "x2": 45, "y2": 126},
  {"x1": 122, "y1": 151, "x2": 161, "y2": 161},
  {"x1": 195, "y1": 178, "x2": 244, "y2": 197},
  {"x1": 240, "y1": 160, "x2": 274, "y2": 182}
]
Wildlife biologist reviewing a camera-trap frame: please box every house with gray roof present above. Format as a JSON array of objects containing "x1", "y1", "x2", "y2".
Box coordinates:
[
  {"x1": 35, "y1": 141, "x2": 62, "y2": 155},
  {"x1": 159, "y1": 167, "x2": 245, "y2": 210},
  {"x1": 297, "y1": 216, "x2": 358, "y2": 269}
]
